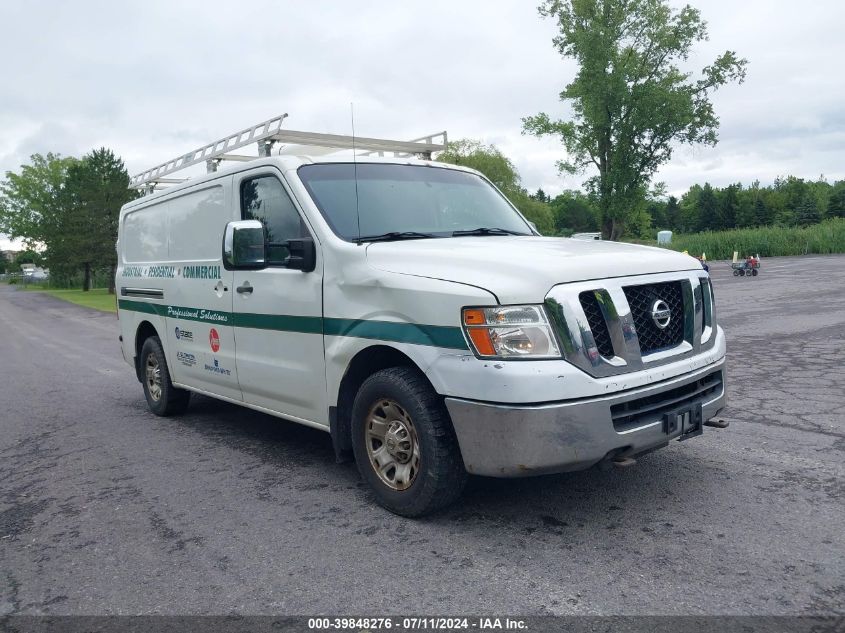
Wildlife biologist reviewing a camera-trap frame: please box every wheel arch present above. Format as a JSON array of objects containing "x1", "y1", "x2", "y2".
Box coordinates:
[
  {"x1": 134, "y1": 320, "x2": 160, "y2": 382},
  {"x1": 330, "y1": 344, "x2": 434, "y2": 462}
]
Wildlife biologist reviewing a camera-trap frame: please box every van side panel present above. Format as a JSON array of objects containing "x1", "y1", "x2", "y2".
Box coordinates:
[
  {"x1": 117, "y1": 180, "x2": 242, "y2": 401},
  {"x1": 163, "y1": 182, "x2": 242, "y2": 400}
]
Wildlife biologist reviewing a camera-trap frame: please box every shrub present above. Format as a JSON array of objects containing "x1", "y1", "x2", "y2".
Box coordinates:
[{"x1": 641, "y1": 218, "x2": 845, "y2": 259}]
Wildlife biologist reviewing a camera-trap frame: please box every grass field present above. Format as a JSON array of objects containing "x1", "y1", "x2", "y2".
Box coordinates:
[
  {"x1": 24, "y1": 287, "x2": 116, "y2": 312},
  {"x1": 652, "y1": 218, "x2": 845, "y2": 259}
]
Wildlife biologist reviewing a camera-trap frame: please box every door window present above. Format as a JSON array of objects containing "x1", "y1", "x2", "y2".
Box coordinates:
[{"x1": 240, "y1": 176, "x2": 306, "y2": 263}]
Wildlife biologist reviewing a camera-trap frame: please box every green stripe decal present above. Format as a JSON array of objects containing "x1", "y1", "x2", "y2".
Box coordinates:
[
  {"x1": 323, "y1": 318, "x2": 468, "y2": 349},
  {"x1": 118, "y1": 300, "x2": 468, "y2": 350},
  {"x1": 234, "y1": 313, "x2": 323, "y2": 335}
]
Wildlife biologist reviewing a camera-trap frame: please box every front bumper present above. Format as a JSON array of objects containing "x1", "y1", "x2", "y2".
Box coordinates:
[{"x1": 445, "y1": 358, "x2": 726, "y2": 477}]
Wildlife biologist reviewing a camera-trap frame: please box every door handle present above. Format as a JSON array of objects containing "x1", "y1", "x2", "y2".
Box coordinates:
[{"x1": 236, "y1": 283, "x2": 253, "y2": 295}]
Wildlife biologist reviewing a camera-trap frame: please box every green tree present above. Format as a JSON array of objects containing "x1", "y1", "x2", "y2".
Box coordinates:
[
  {"x1": 59, "y1": 148, "x2": 136, "y2": 291},
  {"x1": 735, "y1": 189, "x2": 756, "y2": 228},
  {"x1": 645, "y1": 198, "x2": 667, "y2": 230},
  {"x1": 697, "y1": 183, "x2": 718, "y2": 231},
  {"x1": 523, "y1": 0, "x2": 747, "y2": 240},
  {"x1": 550, "y1": 190, "x2": 598, "y2": 234},
  {"x1": 532, "y1": 187, "x2": 551, "y2": 203},
  {"x1": 437, "y1": 139, "x2": 554, "y2": 234},
  {"x1": 437, "y1": 140, "x2": 521, "y2": 193},
  {"x1": 510, "y1": 193, "x2": 556, "y2": 234},
  {"x1": 0, "y1": 149, "x2": 135, "y2": 292},
  {"x1": 664, "y1": 195, "x2": 680, "y2": 230},
  {"x1": 827, "y1": 183, "x2": 845, "y2": 219},
  {"x1": 796, "y1": 194, "x2": 820, "y2": 227},
  {"x1": 0, "y1": 153, "x2": 77, "y2": 249},
  {"x1": 772, "y1": 176, "x2": 807, "y2": 226},
  {"x1": 716, "y1": 184, "x2": 739, "y2": 230},
  {"x1": 678, "y1": 184, "x2": 702, "y2": 232},
  {"x1": 809, "y1": 177, "x2": 831, "y2": 219},
  {"x1": 754, "y1": 198, "x2": 770, "y2": 226},
  {"x1": 9, "y1": 249, "x2": 43, "y2": 272}
]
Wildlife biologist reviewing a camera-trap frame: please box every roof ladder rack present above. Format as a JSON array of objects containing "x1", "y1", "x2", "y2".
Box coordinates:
[{"x1": 129, "y1": 114, "x2": 448, "y2": 194}]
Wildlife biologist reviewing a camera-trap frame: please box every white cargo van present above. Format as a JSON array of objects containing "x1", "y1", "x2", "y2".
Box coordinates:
[{"x1": 117, "y1": 116, "x2": 727, "y2": 516}]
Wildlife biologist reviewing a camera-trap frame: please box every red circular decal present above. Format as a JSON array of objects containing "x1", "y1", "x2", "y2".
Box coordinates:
[{"x1": 209, "y1": 328, "x2": 220, "y2": 353}]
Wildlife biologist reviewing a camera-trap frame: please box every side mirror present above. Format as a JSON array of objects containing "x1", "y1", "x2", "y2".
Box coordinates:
[
  {"x1": 223, "y1": 220, "x2": 266, "y2": 269},
  {"x1": 528, "y1": 221, "x2": 539, "y2": 234},
  {"x1": 285, "y1": 237, "x2": 317, "y2": 272}
]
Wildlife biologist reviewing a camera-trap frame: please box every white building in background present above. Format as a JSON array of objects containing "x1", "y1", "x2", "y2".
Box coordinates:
[{"x1": 19, "y1": 263, "x2": 49, "y2": 279}]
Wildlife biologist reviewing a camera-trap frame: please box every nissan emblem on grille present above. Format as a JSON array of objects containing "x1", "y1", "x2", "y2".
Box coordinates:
[{"x1": 650, "y1": 299, "x2": 672, "y2": 329}]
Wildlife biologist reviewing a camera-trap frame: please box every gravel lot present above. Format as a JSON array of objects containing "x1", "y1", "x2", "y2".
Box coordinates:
[{"x1": 1, "y1": 255, "x2": 843, "y2": 616}]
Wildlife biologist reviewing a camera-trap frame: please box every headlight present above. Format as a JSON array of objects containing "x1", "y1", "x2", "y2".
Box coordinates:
[{"x1": 462, "y1": 305, "x2": 561, "y2": 359}]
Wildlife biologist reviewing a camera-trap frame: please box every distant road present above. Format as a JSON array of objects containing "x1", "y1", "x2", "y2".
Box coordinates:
[{"x1": 1, "y1": 255, "x2": 844, "y2": 615}]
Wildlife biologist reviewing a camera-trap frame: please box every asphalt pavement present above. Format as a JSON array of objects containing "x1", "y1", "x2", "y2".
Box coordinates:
[{"x1": 1, "y1": 255, "x2": 843, "y2": 616}]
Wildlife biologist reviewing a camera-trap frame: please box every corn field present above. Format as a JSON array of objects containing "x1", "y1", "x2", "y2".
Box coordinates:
[{"x1": 652, "y1": 219, "x2": 845, "y2": 259}]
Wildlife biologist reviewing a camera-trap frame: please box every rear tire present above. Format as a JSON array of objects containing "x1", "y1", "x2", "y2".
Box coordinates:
[
  {"x1": 351, "y1": 366, "x2": 467, "y2": 517},
  {"x1": 140, "y1": 336, "x2": 191, "y2": 416}
]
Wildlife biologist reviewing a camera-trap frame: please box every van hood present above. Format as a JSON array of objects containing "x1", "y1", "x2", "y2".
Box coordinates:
[{"x1": 366, "y1": 236, "x2": 701, "y2": 304}]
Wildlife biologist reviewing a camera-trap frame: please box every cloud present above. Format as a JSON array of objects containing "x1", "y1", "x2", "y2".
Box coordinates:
[{"x1": 0, "y1": 0, "x2": 843, "y2": 207}]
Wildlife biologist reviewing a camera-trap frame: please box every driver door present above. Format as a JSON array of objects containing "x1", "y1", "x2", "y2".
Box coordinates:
[{"x1": 230, "y1": 168, "x2": 327, "y2": 425}]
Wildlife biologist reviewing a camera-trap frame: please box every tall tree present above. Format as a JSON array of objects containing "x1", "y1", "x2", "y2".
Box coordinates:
[
  {"x1": 679, "y1": 184, "x2": 702, "y2": 232},
  {"x1": 664, "y1": 195, "x2": 680, "y2": 230},
  {"x1": 550, "y1": 190, "x2": 599, "y2": 233},
  {"x1": 532, "y1": 187, "x2": 551, "y2": 203},
  {"x1": 753, "y1": 198, "x2": 770, "y2": 226},
  {"x1": 735, "y1": 189, "x2": 756, "y2": 228},
  {"x1": 645, "y1": 198, "x2": 667, "y2": 229},
  {"x1": 697, "y1": 183, "x2": 718, "y2": 231},
  {"x1": 796, "y1": 194, "x2": 820, "y2": 227},
  {"x1": 0, "y1": 150, "x2": 135, "y2": 292},
  {"x1": 716, "y1": 184, "x2": 739, "y2": 230},
  {"x1": 523, "y1": 0, "x2": 747, "y2": 240},
  {"x1": 61, "y1": 149, "x2": 136, "y2": 292},
  {"x1": 828, "y1": 184, "x2": 845, "y2": 219},
  {"x1": 0, "y1": 153, "x2": 77, "y2": 249}
]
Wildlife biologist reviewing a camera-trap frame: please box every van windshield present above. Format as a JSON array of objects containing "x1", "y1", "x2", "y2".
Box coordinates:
[{"x1": 297, "y1": 163, "x2": 532, "y2": 241}]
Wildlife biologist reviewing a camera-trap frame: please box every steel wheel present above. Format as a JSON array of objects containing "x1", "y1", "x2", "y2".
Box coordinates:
[
  {"x1": 145, "y1": 352, "x2": 162, "y2": 402},
  {"x1": 365, "y1": 399, "x2": 420, "y2": 491}
]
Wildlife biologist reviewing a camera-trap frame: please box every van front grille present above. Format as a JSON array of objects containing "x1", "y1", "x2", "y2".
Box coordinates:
[
  {"x1": 623, "y1": 281, "x2": 684, "y2": 354},
  {"x1": 544, "y1": 271, "x2": 717, "y2": 379}
]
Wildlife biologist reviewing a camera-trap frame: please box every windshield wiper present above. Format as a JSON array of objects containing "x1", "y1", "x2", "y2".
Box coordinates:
[
  {"x1": 356, "y1": 231, "x2": 439, "y2": 243},
  {"x1": 451, "y1": 227, "x2": 528, "y2": 237}
]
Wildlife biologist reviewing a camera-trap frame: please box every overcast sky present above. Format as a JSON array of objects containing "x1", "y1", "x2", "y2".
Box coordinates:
[{"x1": 2, "y1": 0, "x2": 844, "y2": 249}]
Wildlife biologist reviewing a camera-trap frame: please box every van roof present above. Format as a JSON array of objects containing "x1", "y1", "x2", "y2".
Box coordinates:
[{"x1": 121, "y1": 154, "x2": 481, "y2": 211}]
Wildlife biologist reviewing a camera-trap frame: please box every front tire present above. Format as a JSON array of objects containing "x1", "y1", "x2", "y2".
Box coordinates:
[
  {"x1": 140, "y1": 336, "x2": 191, "y2": 416},
  {"x1": 351, "y1": 367, "x2": 467, "y2": 517}
]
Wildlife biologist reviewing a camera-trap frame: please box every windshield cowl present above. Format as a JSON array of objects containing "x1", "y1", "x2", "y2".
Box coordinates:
[{"x1": 355, "y1": 231, "x2": 441, "y2": 243}]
